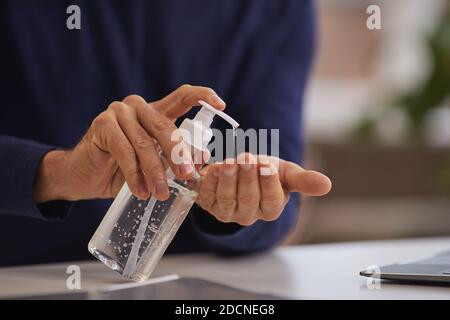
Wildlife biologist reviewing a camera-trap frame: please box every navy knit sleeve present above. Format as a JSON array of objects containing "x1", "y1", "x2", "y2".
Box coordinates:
[
  {"x1": 0, "y1": 135, "x2": 72, "y2": 220},
  {"x1": 188, "y1": 0, "x2": 316, "y2": 254}
]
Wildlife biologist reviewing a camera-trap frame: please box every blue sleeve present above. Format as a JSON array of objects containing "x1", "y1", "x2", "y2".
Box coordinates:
[
  {"x1": 0, "y1": 135, "x2": 72, "y2": 220},
  {"x1": 190, "y1": 0, "x2": 316, "y2": 254}
]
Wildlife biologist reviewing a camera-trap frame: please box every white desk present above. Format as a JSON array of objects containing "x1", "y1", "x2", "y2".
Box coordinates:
[{"x1": 1, "y1": 237, "x2": 450, "y2": 299}]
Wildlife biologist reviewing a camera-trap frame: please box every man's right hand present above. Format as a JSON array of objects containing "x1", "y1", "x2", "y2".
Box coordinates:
[{"x1": 32, "y1": 85, "x2": 226, "y2": 203}]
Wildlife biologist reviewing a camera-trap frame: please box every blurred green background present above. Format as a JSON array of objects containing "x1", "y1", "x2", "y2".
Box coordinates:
[{"x1": 286, "y1": 0, "x2": 450, "y2": 245}]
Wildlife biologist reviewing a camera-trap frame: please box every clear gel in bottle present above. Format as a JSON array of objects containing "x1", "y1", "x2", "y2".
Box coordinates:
[{"x1": 88, "y1": 101, "x2": 239, "y2": 281}]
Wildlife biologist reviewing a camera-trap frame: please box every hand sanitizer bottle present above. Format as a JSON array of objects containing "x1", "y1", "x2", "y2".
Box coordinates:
[{"x1": 88, "y1": 101, "x2": 239, "y2": 281}]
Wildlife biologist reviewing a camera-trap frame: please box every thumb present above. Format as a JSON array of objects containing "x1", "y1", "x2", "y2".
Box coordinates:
[{"x1": 279, "y1": 160, "x2": 332, "y2": 196}]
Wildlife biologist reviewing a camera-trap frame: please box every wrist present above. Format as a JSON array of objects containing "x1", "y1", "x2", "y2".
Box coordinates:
[{"x1": 33, "y1": 150, "x2": 69, "y2": 203}]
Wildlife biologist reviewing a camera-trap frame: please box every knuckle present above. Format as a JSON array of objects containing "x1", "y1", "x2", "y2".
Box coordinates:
[
  {"x1": 108, "y1": 101, "x2": 128, "y2": 113},
  {"x1": 259, "y1": 177, "x2": 275, "y2": 187},
  {"x1": 169, "y1": 128, "x2": 183, "y2": 144},
  {"x1": 236, "y1": 215, "x2": 256, "y2": 226},
  {"x1": 144, "y1": 102, "x2": 162, "y2": 116},
  {"x1": 200, "y1": 183, "x2": 217, "y2": 195},
  {"x1": 203, "y1": 198, "x2": 216, "y2": 209},
  {"x1": 120, "y1": 144, "x2": 136, "y2": 159},
  {"x1": 178, "y1": 84, "x2": 194, "y2": 104},
  {"x1": 260, "y1": 200, "x2": 283, "y2": 219},
  {"x1": 260, "y1": 194, "x2": 281, "y2": 207},
  {"x1": 216, "y1": 196, "x2": 237, "y2": 212},
  {"x1": 123, "y1": 94, "x2": 145, "y2": 105},
  {"x1": 151, "y1": 114, "x2": 173, "y2": 132},
  {"x1": 198, "y1": 198, "x2": 215, "y2": 212},
  {"x1": 198, "y1": 184, "x2": 217, "y2": 206},
  {"x1": 196, "y1": 195, "x2": 211, "y2": 209},
  {"x1": 133, "y1": 134, "x2": 154, "y2": 149},
  {"x1": 145, "y1": 164, "x2": 164, "y2": 177},
  {"x1": 261, "y1": 201, "x2": 283, "y2": 213},
  {"x1": 196, "y1": 87, "x2": 216, "y2": 100},
  {"x1": 215, "y1": 213, "x2": 233, "y2": 223},
  {"x1": 260, "y1": 211, "x2": 281, "y2": 222},
  {"x1": 122, "y1": 167, "x2": 140, "y2": 180},
  {"x1": 92, "y1": 112, "x2": 112, "y2": 129},
  {"x1": 177, "y1": 84, "x2": 192, "y2": 94},
  {"x1": 238, "y1": 194, "x2": 259, "y2": 208}
]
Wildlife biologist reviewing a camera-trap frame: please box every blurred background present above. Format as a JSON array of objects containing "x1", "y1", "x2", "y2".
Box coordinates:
[{"x1": 286, "y1": 0, "x2": 450, "y2": 244}]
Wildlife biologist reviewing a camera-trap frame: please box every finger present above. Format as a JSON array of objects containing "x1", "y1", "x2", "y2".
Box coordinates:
[
  {"x1": 236, "y1": 153, "x2": 259, "y2": 225},
  {"x1": 194, "y1": 148, "x2": 210, "y2": 172},
  {"x1": 110, "y1": 170, "x2": 125, "y2": 197},
  {"x1": 131, "y1": 97, "x2": 195, "y2": 180},
  {"x1": 197, "y1": 163, "x2": 220, "y2": 211},
  {"x1": 113, "y1": 102, "x2": 170, "y2": 201},
  {"x1": 152, "y1": 84, "x2": 226, "y2": 120},
  {"x1": 215, "y1": 159, "x2": 238, "y2": 221},
  {"x1": 92, "y1": 109, "x2": 148, "y2": 199},
  {"x1": 258, "y1": 160, "x2": 286, "y2": 220},
  {"x1": 279, "y1": 160, "x2": 332, "y2": 196}
]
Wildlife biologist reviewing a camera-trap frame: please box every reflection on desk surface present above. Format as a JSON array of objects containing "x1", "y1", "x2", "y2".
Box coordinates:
[{"x1": 16, "y1": 277, "x2": 283, "y2": 300}]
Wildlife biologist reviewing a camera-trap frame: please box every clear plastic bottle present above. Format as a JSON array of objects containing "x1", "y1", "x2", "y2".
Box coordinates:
[{"x1": 88, "y1": 101, "x2": 239, "y2": 281}]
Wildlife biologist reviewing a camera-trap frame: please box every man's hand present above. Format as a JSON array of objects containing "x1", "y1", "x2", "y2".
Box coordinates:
[
  {"x1": 33, "y1": 85, "x2": 225, "y2": 203},
  {"x1": 196, "y1": 153, "x2": 332, "y2": 226}
]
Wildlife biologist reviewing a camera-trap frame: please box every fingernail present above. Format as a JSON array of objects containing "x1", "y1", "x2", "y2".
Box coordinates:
[
  {"x1": 224, "y1": 158, "x2": 235, "y2": 165},
  {"x1": 259, "y1": 163, "x2": 278, "y2": 176},
  {"x1": 212, "y1": 167, "x2": 220, "y2": 177},
  {"x1": 223, "y1": 165, "x2": 237, "y2": 177},
  {"x1": 138, "y1": 183, "x2": 149, "y2": 198},
  {"x1": 211, "y1": 94, "x2": 226, "y2": 106},
  {"x1": 180, "y1": 163, "x2": 194, "y2": 175},
  {"x1": 155, "y1": 180, "x2": 168, "y2": 196}
]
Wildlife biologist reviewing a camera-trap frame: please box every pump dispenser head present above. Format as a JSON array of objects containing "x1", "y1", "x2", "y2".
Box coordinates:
[
  {"x1": 196, "y1": 100, "x2": 239, "y2": 129},
  {"x1": 179, "y1": 100, "x2": 239, "y2": 151}
]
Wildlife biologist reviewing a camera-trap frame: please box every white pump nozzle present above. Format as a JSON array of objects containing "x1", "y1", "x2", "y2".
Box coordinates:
[
  {"x1": 196, "y1": 100, "x2": 240, "y2": 129},
  {"x1": 178, "y1": 100, "x2": 239, "y2": 151}
]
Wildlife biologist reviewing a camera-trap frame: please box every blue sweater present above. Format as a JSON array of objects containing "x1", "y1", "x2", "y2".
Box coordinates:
[{"x1": 0, "y1": 0, "x2": 315, "y2": 266}]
